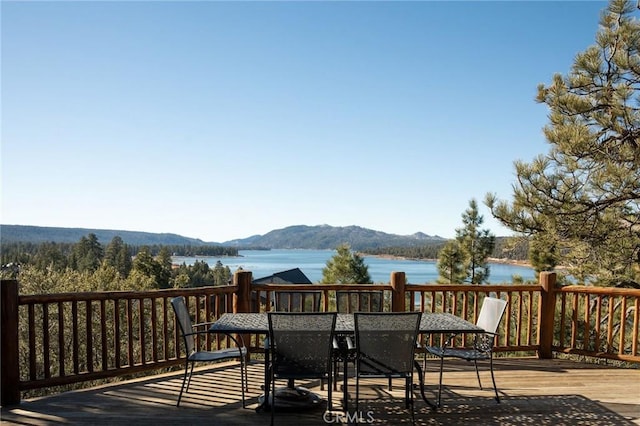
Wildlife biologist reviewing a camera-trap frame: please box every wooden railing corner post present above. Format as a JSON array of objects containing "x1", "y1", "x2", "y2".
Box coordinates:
[
  {"x1": 538, "y1": 271, "x2": 557, "y2": 359},
  {"x1": 233, "y1": 271, "x2": 252, "y2": 314},
  {"x1": 1, "y1": 279, "x2": 21, "y2": 406},
  {"x1": 390, "y1": 272, "x2": 406, "y2": 312}
]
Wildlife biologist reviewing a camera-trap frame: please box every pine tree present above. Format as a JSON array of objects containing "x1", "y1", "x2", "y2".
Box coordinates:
[
  {"x1": 70, "y1": 234, "x2": 103, "y2": 273},
  {"x1": 486, "y1": 0, "x2": 640, "y2": 286},
  {"x1": 456, "y1": 199, "x2": 495, "y2": 284},
  {"x1": 104, "y1": 236, "x2": 132, "y2": 277},
  {"x1": 437, "y1": 240, "x2": 467, "y2": 283},
  {"x1": 321, "y1": 243, "x2": 372, "y2": 284}
]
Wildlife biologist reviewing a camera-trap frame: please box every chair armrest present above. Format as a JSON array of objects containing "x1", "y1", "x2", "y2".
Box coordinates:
[
  {"x1": 193, "y1": 321, "x2": 215, "y2": 329},
  {"x1": 184, "y1": 330, "x2": 209, "y2": 338}
]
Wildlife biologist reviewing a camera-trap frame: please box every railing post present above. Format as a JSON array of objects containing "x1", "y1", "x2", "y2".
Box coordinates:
[
  {"x1": 232, "y1": 271, "x2": 253, "y2": 359},
  {"x1": 390, "y1": 271, "x2": 406, "y2": 312},
  {"x1": 1, "y1": 280, "x2": 21, "y2": 406},
  {"x1": 233, "y1": 271, "x2": 252, "y2": 314},
  {"x1": 538, "y1": 271, "x2": 557, "y2": 359}
]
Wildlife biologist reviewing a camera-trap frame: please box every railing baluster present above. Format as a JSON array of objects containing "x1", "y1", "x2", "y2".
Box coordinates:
[
  {"x1": 607, "y1": 295, "x2": 615, "y2": 353},
  {"x1": 86, "y1": 300, "x2": 93, "y2": 373},
  {"x1": 527, "y1": 291, "x2": 534, "y2": 347},
  {"x1": 114, "y1": 299, "x2": 121, "y2": 369},
  {"x1": 505, "y1": 293, "x2": 513, "y2": 347},
  {"x1": 151, "y1": 297, "x2": 158, "y2": 362},
  {"x1": 594, "y1": 295, "x2": 602, "y2": 352},
  {"x1": 560, "y1": 293, "x2": 567, "y2": 348},
  {"x1": 101, "y1": 300, "x2": 107, "y2": 371},
  {"x1": 28, "y1": 304, "x2": 36, "y2": 381},
  {"x1": 58, "y1": 301, "x2": 65, "y2": 377},
  {"x1": 72, "y1": 301, "x2": 79, "y2": 374},
  {"x1": 619, "y1": 297, "x2": 627, "y2": 355},
  {"x1": 162, "y1": 297, "x2": 170, "y2": 358},
  {"x1": 139, "y1": 298, "x2": 146, "y2": 365},
  {"x1": 633, "y1": 297, "x2": 639, "y2": 357},
  {"x1": 127, "y1": 299, "x2": 134, "y2": 367},
  {"x1": 43, "y1": 304, "x2": 50, "y2": 379}
]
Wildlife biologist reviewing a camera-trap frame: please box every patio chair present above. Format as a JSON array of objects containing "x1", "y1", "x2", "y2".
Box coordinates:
[
  {"x1": 425, "y1": 296, "x2": 508, "y2": 406},
  {"x1": 354, "y1": 312, "x2": 423, "y2": 423},
  {"x1": 332, "y1": 291, "x2": 387, "y2": 394},
  {"x1": 171, "y1": 296, "x2": 248, "y2": 407},
  {"x1": 266, "y1": 312, "x2": 337, "y2": 426},
  {"x1": 268, "y1": 290, "x2": 324, "y2": 388},
  {"x1": 336, "y1": 290, "x2": 384, "y2": 313},
  {"x1": 271, "y1": 290, "x2": 322, "y2": 312}
]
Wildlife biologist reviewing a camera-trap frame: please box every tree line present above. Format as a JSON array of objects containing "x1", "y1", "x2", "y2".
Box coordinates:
[
  {"x1": 363, "y1": 236, "x2": 528, "y2": 262},
  {"x1": 1, "y1": 234, "x2": 239, "y2": 292}
]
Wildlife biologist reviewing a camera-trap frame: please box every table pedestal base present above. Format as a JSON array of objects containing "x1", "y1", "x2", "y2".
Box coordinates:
[{"x1": 258, "y1": 386, "x2": 324, "y2": 411}]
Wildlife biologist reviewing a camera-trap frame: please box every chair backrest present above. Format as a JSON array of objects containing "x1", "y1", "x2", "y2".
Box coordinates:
[
  {"x1": 272, "y1": 291, "x2": 322, "y2": 312},
  {"x1": 476, "y1": 297, "x2": 508, "y2": 334},
  {"x1": 354, "y1": 312, "x2": 422, "y2": 376},
  {"x1": 171, "y1": 296, "x2": 196, "y2": 356},
  {"x1": 268, "y1": 312, "x2": 337, "y2": 378},
  {"x1": 336, "y1": 290, "x2": 384, "y2": 313}
]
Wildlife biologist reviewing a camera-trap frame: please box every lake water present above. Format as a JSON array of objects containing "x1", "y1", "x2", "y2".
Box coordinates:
[{"x1": 173, "y1": 249, "x2": 536, "y2": 284}]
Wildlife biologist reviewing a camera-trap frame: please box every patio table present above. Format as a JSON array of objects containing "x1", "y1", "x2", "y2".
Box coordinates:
[{"x1": 208, "y1": 312, "x2": 482, "y2": 411}]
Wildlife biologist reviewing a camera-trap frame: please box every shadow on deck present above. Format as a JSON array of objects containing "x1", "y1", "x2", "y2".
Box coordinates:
[{"x1": 2, "y1": 358, "x2": 639, "y2": 425}]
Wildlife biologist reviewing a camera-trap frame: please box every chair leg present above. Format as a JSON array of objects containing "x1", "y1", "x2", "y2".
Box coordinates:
[
  {"x1": 474, "y1": 359, "x2": 483, "y2": 390},
  {"x1": 355, "y1": 374, "x2": 360, "y2": 425},
  {"x1": 489, "y1": 355, "x2": 500, "y2": 403},
  {"x1": 270, "y1": 369, "x2": 275, "y2": 426},
  {"x1": 422, "y1": 351, "x2": 427, "y2": 383},
  {"x1": 408, "y1": 377, "x2": 416, "y2": 424},
  {"x1": 177, "y1": 360, "x2": 190, "y2": 407},
  {"x1": 328, "y1": 372, "x2": 333, "y2": 411},
  {"x1": 343, "y1": 357, "x2": 349, "y2": 413},
  {"x1": 185, "y1": 361, "x2": 195, "y2": 393},
  {"x1": 404, "y1": 376, "x2": 410, "y2": 409},
  {"x1": 437, "y1": 355, "x2": 444, "y2": 407},
  {"x1": 240, "y1": 357, "x2": 246, "y2": 409}
]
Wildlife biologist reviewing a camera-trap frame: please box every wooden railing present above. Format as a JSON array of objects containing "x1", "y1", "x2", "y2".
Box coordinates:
[
  {"x1": 2, "y1": 271, "x2": 639, "y2": 406},
  {"x1": 0, "y1": 282, "x2": 237, "y2": 406},
  {"x1": 554, "y1": 285, "x2": 640, "y2": 362}
]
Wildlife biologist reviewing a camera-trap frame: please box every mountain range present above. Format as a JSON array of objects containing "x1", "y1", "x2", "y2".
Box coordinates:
[{"x1": 0, "y1": 224, "x2": 445, "y2": 250}]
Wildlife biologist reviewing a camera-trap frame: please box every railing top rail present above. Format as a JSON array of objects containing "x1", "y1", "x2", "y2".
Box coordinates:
[
  {"x1": 252, "y1": 283, "x2": 391, "y2": 291},
  {"x1": 408, "y1": 284, "x2": 542, "y2": 292},
  {"x1": 558, "y1": 285, "x2": 640, "y2": 296},
  {"x1": 18, "y1": 285, "x2": 237, "y2": 304}
]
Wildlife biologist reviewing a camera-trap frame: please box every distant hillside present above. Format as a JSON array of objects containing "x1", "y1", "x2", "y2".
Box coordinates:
[
  {"x1": 223, "y1": 225, "x2": 445, "y2": 250},
  {"x1": 0, "y1": 225, "x2": 214, "y2": 246},
  {"x1": 1, "y1": 224, "x2": 445, "y2": 250}
]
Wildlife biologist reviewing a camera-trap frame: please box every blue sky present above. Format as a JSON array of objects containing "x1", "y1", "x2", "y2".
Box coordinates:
[{"x1": 2, "y1": 1, "x2": 610, "y2": 243}]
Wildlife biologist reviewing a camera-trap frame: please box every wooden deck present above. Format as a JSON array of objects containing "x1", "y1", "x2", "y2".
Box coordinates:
[{"x1": 2, "y1": 358, "x2": 639, "y2": 425}]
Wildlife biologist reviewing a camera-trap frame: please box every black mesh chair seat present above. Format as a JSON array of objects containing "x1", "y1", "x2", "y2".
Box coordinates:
[
  {"x1": 187, "y1": 347, "x2": 246, "y2": 362},
  {"x1": 427, "y1": 346, "x2": 493, "y2": 360}
]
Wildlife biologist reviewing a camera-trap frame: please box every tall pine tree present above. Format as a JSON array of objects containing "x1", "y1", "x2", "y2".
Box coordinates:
[{"x1": 486, "y1": 0, "x2": 640, "y2": 286}]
